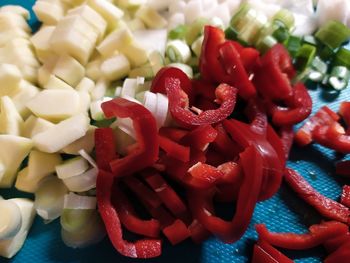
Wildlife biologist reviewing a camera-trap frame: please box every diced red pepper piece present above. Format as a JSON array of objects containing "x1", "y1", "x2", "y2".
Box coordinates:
[
  {"x1": 295, "y1": 106, "x2": 339, "y2": 146},
  {"x1": 339, "y1": 102, "x2": 350, "y2": 133},
  {"x1": 324, "y1": 233, "x2": 350, "y2": 253},
  {"x1": 216, "y1": 162, "x2": 241, "y2": 184},
  {"x1": 218, "y1": 41, "x2": 257, "y2": 100},
  {"x1": 96, "y1": 170, "x2": 162, "y2": 258},
  {"x1": 101, "y1": 98, "x2": 159, "y2": 177},
  {"x1": 253, "y1": 43, "x2": 295, "y2": 101},
  {"x1": 336, "y1": 161, "x2": 350, "y2": 178},
  {"x1": 324, "y1": 240, "x2": 350, "y2": 263},
  {"x1": 159, "y1": 127, "x2": 188, "y2": 142},
  {"x1": 166, "y1": 77, "x2": 237, "y2": 127},
  {"x1": 252, "y1": 241, "x2": 294, "y2": 263},
  {"x1": 163, "y1": 219, "x2": 191, "y2": 245},
  {"x1": 341, "y1": 185, "x2": 350, "y2": 208},
  {"x1": 188, "y1": 145, "x2": 264, "y2": 243},
  {"x1": 255, "y1": 221, "x2": 348, "y2": 250},
  {"x1": 270, "y1": 82, "x2": 312, "y2": 127},
  {"x1": 112, "y1": 186, "x2": 160, "y2": 238},
  {"x1": 158, "y1": 135, "x2": 190, "y2": 163},
  {"x1": 180, "y1": 125, "x2": 218, "y2": 151},
  {"x1": 94, "y1": 128, "x2": 118, "y2": 171},
  {"x1": 284, "y1": 168, "x2": 350, "y2": 223}
]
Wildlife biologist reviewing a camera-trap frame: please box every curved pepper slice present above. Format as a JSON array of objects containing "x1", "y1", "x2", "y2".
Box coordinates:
[
  {"x1": 158, "y1": 134, "x2": 190, "y2": 163},
  {"x1": 255, "y1": 221, "x2": 348, "y2": 250},
  {"x1": 101, "y1": 98, "x2": 159, "y2": 176},
  {"x1": 188, "y1": 145, "x2": 263, "y2": 243},
  {"x1": 95, "y1": 128, "x2": 118, "y2": 171},
  {"x1": 163, "y1": 219, "x2": 191, "y2": 245},
  {"x1": 325, "y1": 241, "x2": 350, "y2": 263},
  {"x1": 324, "y1": 233, "x2": 350, "y2": 253},
  {"x1": 180, "y1": 124, "x2": 218, "y2": 151},
  {"x1": 253, "y1": 43, "x2": 296, "y2": 101},
  {"x1": 284, "y1": 168, "x2": 350, "y2": 223},
  {"x1": 97, "y1": 170, "x2": 162, "y2": 258},
  {"x1": 166, "y1": 77, "x2": 237, "y2": 127}
]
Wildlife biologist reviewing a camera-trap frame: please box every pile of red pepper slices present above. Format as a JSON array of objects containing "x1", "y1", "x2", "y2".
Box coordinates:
[{"x1": 94, "y1": 25, "x2": 350, "y2": 261}]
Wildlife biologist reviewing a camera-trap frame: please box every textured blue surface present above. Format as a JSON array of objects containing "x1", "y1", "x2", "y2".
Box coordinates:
[{"x1": 0, "y1": 1, "x2": 349, "y2": 262}]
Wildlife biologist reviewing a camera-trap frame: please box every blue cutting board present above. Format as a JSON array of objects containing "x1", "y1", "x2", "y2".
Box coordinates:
[{"x1": 0, "y1": 1, "x2": 349, "y2": 262}]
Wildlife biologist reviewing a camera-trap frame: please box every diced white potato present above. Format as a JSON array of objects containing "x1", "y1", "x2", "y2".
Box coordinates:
[
  {"x1": 90, "y1": 97, "x2": 112, "y2": 120},
  {"x1": 0, "y1": 5, "x2": 30, "y2": 20},
  {"x1": 38, "y1": 57, "x2": 58, "y2": 87},
  {"x1": 56, "y1": 157, "x2": 89, "y2": 180},
  {"x1": 30, "y1": 26, "x2": 56, "y2": 63},
  {"x1": 135, "y1": 6, "x2": 167, "y2": 29},
  {"x1": 0, "y1": 12, "x2": 31, "y2": 33},
  {"x1": 0, "y1": 135, "x2": 33, "y2": 188},
  {"x1": 51, "y1": 55, "x2": 85, "y2": 87},
  {"x1": 90, "y1": 78, "x2": 109, "y2": 101},
  {"x1": 77, "y1": 91, "x2": 91, "y2": 113},
  {"x1": 0, "y1": 96, "x2": 24, "y2": 136},
  {"x1": 0, "y1": 198, "x2": 35, "y2": 258},
  {"x1": 61, "y1": 0, "x2": 85, "y2": 7},
  {"x1": 15, "y1": 150, "x2": 62, "y2": 193},
  {"x1": 0, "y1": 29, "x2": 30, "y2": 47},
  {"x1": 97, "y1": 28, "x2": 133, "y2": 58},
  {"x1": 100, "y1": 54, "x2": 130, "y2": 81},
  {"x1": 121, "y1": 41, "x2": 149, "y2": 68},
  {"x1": 117, "y1": 0, "x2": 147, "y2": 8},
  {"x1": 127, "y1": 18, "x2": 146, "y2": 31},
  {"x1": 21, "y1": 115, "x2": 37, "y2": 138},
  {"x1": 87, "y1": 0, "x2": 124, "y2": 30},
  {"x1": 62, "y1": 126, "x2": 96, "y2": 155},
  {"x1": 11, "y1": 81, "x2": 39, "y2": 119},
  {"x1": 0, "y1": 64, "x2": 22, "y2": 97},
  {"x1": 26, "y1": 90, "x2": 81, "y2": 122},
  {"x1": 32, "y1": 113, "x2": 90, "y2": 153},
  {"x1": 33, "y1": 1, "x2": 65, "y2": 25},
  {"x1": 85, "y1": 59, "x2": 102, "y2": 81},
  {"x1": 34, "y1": 175, "x2": 68, "y2": 220},
  {"x1": 0, "y1": 199, "x2": 22, "y2": 240},
  {"x1": 27, "y1": 118, "x2": 55, "y2": 139},
  {"x1": 67, "y1": 5, "x2": 107, "y2": 42},
  {"x1": 76, "y1": 77, "x2": 95, "y2": 93},
  {"x1": 43, "y1": 75, "x2": 74, "y2": 90}
]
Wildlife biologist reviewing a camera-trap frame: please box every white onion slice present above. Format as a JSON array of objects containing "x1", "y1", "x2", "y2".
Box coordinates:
[
  {"x1": 0, "y1": 200, "x2": 22, "y2": 240},
  {"x1": 78, "y1": 149, "x2": 97, "y2": 169},
  {"x1": 63, "y1": 193, "x2": 96, "y2": 210},
  {"x1": 155, "y1": 93, "x2": 169, "y2": 128},
  {"x1": 62, "y1": 167, "x2": 98, "y2": 193}
]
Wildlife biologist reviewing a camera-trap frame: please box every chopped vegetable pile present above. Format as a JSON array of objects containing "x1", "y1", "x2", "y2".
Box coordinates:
[{"x1": 0, "y1": 0, "x2": 350, "y2": 262}]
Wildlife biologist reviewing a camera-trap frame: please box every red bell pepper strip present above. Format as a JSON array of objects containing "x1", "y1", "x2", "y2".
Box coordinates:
[
  {"x1": 339, "y1": 102, "x2": 350, "y2": 133},
  {"x1": 192, "y1": 79, "x2": 216, "y2": 101},
  {"x1": 151, "y1": 67, "x2": 193, "y2": 100},
  {"x1": 284, "y1": 168, "x2": 350, "y2": 223},
  {"x1": 188, "y1": 162, "x2": 225, "y2": 189},
  {"x1": 188, "y1": 219, "x2": 211, "y2": 244},
  {"x1": 313, "y1": 123, "x2": 350, "y2": 154},
  {"x1": 324, "y1": 233, "x2": 350, "y2": 253},
  {"x1": 223, "y1": 119, "x2": 283, "y2": 201},
  {"x1": 96, "y1": 170, "x2": 162, "y2": 258},
  {"x1": 341, "y1": 185, "x2": 350, "y2": 208},
  {"x1": 279, "y1": 126, "x2": 294, "y2": 160},
  {"x1": 149, "y1": 206, "x2": 175, "y2": 229},
  {"x1": 253, "y1": 43, "x2": 296, "y2": 101},
  {"x1": 188, "y1": 145, "x2": 263, "y2": 242},
  {"x1": 218, "y1": 40, "x2": 257, "y2": 100},
  {"x1": 163, "y1": 219, "x2": 191, "y2": 245},
  {"x1": 141, "y1": 171, "x2": 187, "y2": 218},
  {"x1": 240, "y1": 46, "x2": 260, "y2": 73},
  {"x1": 270, "y1": 82, "x2": 312, "y2": 127},
  {"x1": 166, "y1": 77, "x2": 238, "y2": 127},
  {"x1": 252, "y1": 241, "x2": 294, "y2": 263},
  {"x1": 216, "y1": 162, "x2": 241, "y2": 184},
  {"x1": 158, "y1": 135, "x2": 190, "y2": 163},
  {"x1": 158, "y1": 127, "x2": 188, "y2": 142},
  {"x1": 112, "y1": 186, "x2": 160, "y2": 238},
  {"x1": 180, "y1": 125, "x2": 218, "y2": 151},
  {"x1": 245, "y1": 98, "x2": 267, "y2": 135},
  {"x1": 255, "y1": 221, "x2": 348, "y2": 250},
  {"x1": 324, "y1": 240, "x2": 350, "y2": 263},
  {"x1": 266, "y1": 125, "x2": 287, "y2": 167},
  {"x1": 101, "y1": 98, "x2": 159, "y2": 177},
  {"x1": 336, "y1": 161, "x2": 350, "y2": 178},
  {"x1": 295, "y1": 106, "x2": 339, "y2": 146},
  {"x1": 94, "y1": 128, "x2": 118, "y2": 171},
  {"x1": 212, "y1": 123, "x2": 241, "y2": 159}
]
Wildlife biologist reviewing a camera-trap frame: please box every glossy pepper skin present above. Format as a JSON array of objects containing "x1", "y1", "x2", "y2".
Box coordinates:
[
  {"x1": 255, "y1": 221, "x2": 349, "y2": 250},
  {"x1": 284, "y1": 168, "x2": 350, "y2": 224},
  {"x1": 166, "y1": 77, "x2": 237, "y2": 127},
  {"x1": 101, "y1": 98, "x2": 159, "y2": 176},
  {"x1": 94, "y1": 128, "x2": 118, "y2": 171},
  {"x1": 252, "y1": 240, "x2": 294, "y2": 263}
]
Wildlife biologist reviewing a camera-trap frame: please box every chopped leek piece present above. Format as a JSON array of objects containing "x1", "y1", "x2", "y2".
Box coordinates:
[
  {"x1": 185, "y1": 18, "x2": 208, "y2": 45},
  {"x1": 256, "y1": 35, "x2": 277, "y2": 54},
  {"x1": 61, "y1": 209, "x2": 95, "y2": 233},
  {"x1": 191, "y1": 35, "x2": 204, "y2": 57},
  {"x1": 272, "y1": 25, "x2": 289, "y2": 43},
  {"x1": 308, "y1": 56, "x2": 328, "y2": 82},
  {"x1": 167, "y1": 63, "x2": 193, "y2": 78},
  {"x1": 315, "y1": 20, "x2": 350, "y2": 50},
  {"x1": 128, "y1": 65, "x2": 154, "y2": 79},
  {"x1": 64, "y1": 193, "x2": 96, "y2": 210},
  {"x1": 303, "y1": 35, "x2": 318, "y2": 46},
  {"x1": 0, "y1": 200, "x2": 22, "y2": 240},
  {"x1": 238, "y1": 11, "x2": 268, "y2": 45},
  {"x1": 225, "y1": 26, "x2": 238, "y2": 40},
  {"x1": 166, "y1": 40, "x2": 191, "y2": 63},
  {"x1": 333, "y1": 48, "x2": 350, "y2": 68},
  {"x1": 319, "y1": 45, "x2": 335, "y2": 60},
  {"x1": 284, "y1": 35, "x2": 302, "y2": 57},
  {"x1": 295, "y1": 44, "x2": 316, "y2": 71},
  {"x1": 272, "y1": 9, "x2": 295, "y2": 30},
  {"x1": 169, "y1": 24, "x2": 187, "y2": 40},
  {"x1": 328, "y1": 66, "x2": 350, "y2": 90},
  {"x1": 230, "y1": 3, "x2": 251, "y2": 29}
]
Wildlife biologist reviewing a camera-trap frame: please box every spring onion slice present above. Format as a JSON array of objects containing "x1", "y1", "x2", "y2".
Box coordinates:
[
  {"x1": 169, "y1": 24, "x2": 187, "y2": 40},
  {"x1": 315, "y1": 20, "x2": 350, "y2": 50},
  {"x1": 272, "y1": 9, "x2": 295, "y2": 30},
  {"x1": 166, "y1": 40, "x2": 191, "y2": 63},
  {"x1": 284, "y1": 35, "x2": 302, "y2": 57},
  {"x1": 0, "y1": 200, "x2": 22, "y2": 240},
  {"x1": 328, "y1": 66, "x2": 350, "y2": 90},
  {"x1": 185, "y1": 18, "x2": 208, "y2": 45},
  {"x1": 334, "y1": 48, "x2": 350, "y2": 68},
  {"x1": 295, "y1": 44, "x2": 317, "y2": 71},
  {"x1": 167, "y1": 63, "x2": 193, "y2": 78},
  {"x1": 303, "y1": 35, "x2": 318, "y2": 46},
  {"x1": 256, "y1": 35, "x2": 277, "y2": 54}
]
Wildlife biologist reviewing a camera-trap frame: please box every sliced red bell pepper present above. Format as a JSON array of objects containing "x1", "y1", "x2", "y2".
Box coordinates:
[
  {"x1": 252, "y1": 240, "x2": 294, "y2": 263},
  {"x1": 101, "y1": 98, "x2": 159, "y2": 177},
  {"x1": 324, "y1": 233, "x2": 350, "y2": 253},
  {"x1": 253, "y1": 43, "x2": 296, "y2": 101},
  {"x1": 188, "y1": 145, "x2": 263, "y2": 242},
  {"x1": 112, "y1": 185, "x2": 160, "y2": 238},
  {"x1": 279, "y1": 126, "x2": 294, "y2": 160},
  {"x1": 163, "y1": 219, "x2": 191, "y2": 245},
  {"x1": 341, "y1": 185, "x2": 350, "y2": 208},
  {"x1": 218, "y1": 41, "x2": 257, "y2": 100},
  {"x1": 336, "y1": 161, "x2": 350, "y2": 178},
  {"x1": 339, "y1": 102, "x2": 350, "y2": 133},
  {"x1": 270, "y1": 82, "x2": 312, "y2": 127},
  {"x1": 166, "y1": 77, "x2": 237, "y2": 127},
  {"x1": 158, "y1": 127, "x2": 188, "y2": 143},
  {"x1": 180, "y1": 125, "x2": 218, "y2": 151},
  {"x1": 158, "y1": 135, "x2": 190, "y2": 163},
  {"x1": 216, "y1": 162, "x2": 241, "y2": 184},
  {"x1": 96, "y1": 170, "x2": 162, "y2": 258},
  {"x1": 212, "y1": 123, "x2": 241, "y2": 159},
  {"x1": 188, "y1": 162, "x2": 225, "y2": 189},
  {"x1": 245, "y1": 98, "x2": 267, "y2": 135},
  {"x1": 295, "y1": 106, "x2": 339, "y2": 146},
  {"x1": 324, "y1": 240, "x2": 350, "y2": 263},
  {"x1": 188, "y1": 219, "x2": 211, "y2": 244},
  {"x1": 240, "y1": 46, "x2": 260, "y2": 73},
  {"x1": 149, "y1": 206, "x2": 175, "y2": 229},
  {"x1": 192, "y1": 79, "x2": 216, "y2": 101},
  {"x1": 266, "y1": 125, "x2": 287, "y2": 166},
  {"x1": 94, "y1": 128, "x2": 118, "y2": 171},
  {"x1": 284, "y1": 168, "x2": 350, "y2": 223},
  {"x1": 255, "y1": 221, "x2": 348, "y2": 250},
  {"x1": 151, "y1": 66, "x2": 193, "y2": 100}
]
